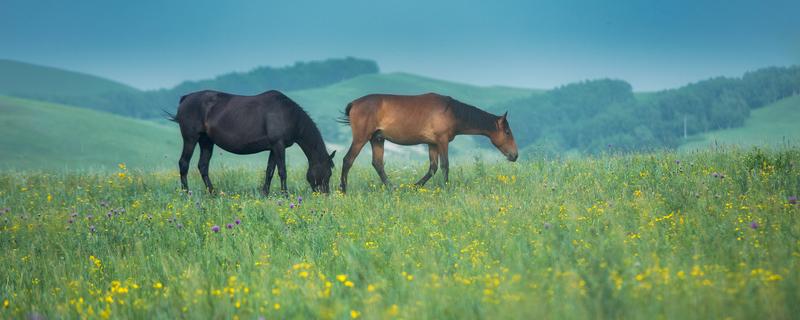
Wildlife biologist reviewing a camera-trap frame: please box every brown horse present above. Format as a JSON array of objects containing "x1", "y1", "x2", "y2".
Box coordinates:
[{"x1": 337, "y1": 93, "x2": 518, "y2": 192}]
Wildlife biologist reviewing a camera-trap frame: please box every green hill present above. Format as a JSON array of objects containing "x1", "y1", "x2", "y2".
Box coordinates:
[
  {"x1": 0, "y1": 59, "x2": 138, "y2": 97},
  {"x1": 679, "y1": 95, "x2": 800, "y2": 151},
  {"x1": 0, "y1": 95, "x2": 176, "y2": 170}
]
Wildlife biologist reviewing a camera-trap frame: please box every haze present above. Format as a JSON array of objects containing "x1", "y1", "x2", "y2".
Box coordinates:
[{"x1": 2, "y1": 0, "x2": 798, "y2": 91}]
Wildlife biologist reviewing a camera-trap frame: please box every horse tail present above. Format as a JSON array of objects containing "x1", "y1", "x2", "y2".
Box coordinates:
[
  {"x1": 336, "y1": 102, "x2": 353, "y2": 126},
  {"x1": 163, "y1": 94, "x2": 190, "y2": 123},
  {"x1": 163, "y1": 110, "x2": 178, "y2": 123}
]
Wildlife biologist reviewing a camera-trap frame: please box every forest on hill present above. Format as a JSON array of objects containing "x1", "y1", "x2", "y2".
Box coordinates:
[{"x1": 495, "y1": 66, "x2": 800, "y2": 153}]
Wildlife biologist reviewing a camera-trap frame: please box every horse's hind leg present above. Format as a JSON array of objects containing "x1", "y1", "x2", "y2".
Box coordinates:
[
  {"x1": 261, "y1": 151, "x2": 277, "y2": 196},
  {"x1": 197, "y1": 134, "x2": 215, "y2": 194},
  {"x1": 370, "y1": 136, "x2": 391, "y2": 187},
  {"x1": 273, "y1": 143, "x2": 289, "y2": 196},
  {"x1": 438, "y1": 141, "x2": 450, "y2": 184},
  {"x1": 340, "y1": 138, "x2": 368, "y2": 193},
  {"x1": 415, "y1": 144, "x2": 439, "y2": 186},
  {"x1": 179, "y1": 136, "x2": 198, "y2": 191}
]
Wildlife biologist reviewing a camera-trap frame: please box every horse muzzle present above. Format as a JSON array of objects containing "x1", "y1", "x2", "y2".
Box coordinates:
[{"x1": 506, "y1": 152, "x2": 518, "y2": 162}]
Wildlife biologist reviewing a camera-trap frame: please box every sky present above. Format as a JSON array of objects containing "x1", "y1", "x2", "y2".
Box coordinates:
[{"x1": 2, "y1": 0, "x2": 798, "y2": 91}]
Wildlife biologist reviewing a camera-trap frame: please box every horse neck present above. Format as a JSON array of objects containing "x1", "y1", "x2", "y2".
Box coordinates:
[
  {"x1": 452, "y1": 102, "x2": 498, "y2": 137},
  {"x1": 296, "y1": 126, "x2": 328, "y2": 166}
]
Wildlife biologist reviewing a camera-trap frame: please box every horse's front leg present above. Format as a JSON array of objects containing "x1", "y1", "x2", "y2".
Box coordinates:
[
  {"x1": 262, "y1": 151, "x2": 277, "y2": 196},
  {"x1": 273, "y1": 144, "x2": 289, "y2": 196},
  {"x1": 415, "y1": 144, "x2": 439, "y2": 186}
]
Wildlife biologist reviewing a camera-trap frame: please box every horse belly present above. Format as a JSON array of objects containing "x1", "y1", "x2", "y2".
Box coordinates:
[
  {"x1": 379, "y1": 124, "x2": 437, "y2": 145},
  {"x1": 207, "y1": 126, "x2": 272, "y2": 155},
  {"x1": 214, "y1": 138, "x2": 271, "y2": 155}
]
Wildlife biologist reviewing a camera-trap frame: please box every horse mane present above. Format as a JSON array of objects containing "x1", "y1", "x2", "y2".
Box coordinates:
[
  {"x1": 276, "y1": 93, "x2": 332, "y2": 167},
  {"x1": 447, "y1": 97, "x2": 498, "y2": 133}
]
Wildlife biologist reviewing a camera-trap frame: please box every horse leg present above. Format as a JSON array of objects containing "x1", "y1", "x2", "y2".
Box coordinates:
[
  {"x1": 339, "y1": 139, "x2": 368, "y2": 193},
  {"x1": 197, "y1": 135, "x2": 215, "y2": 194},
  {"x1": 273, "y1": 143, "x2": 289, "y2": 196},
  {"x1": 178, "y1": 136, "x2": 198, "y2": 191},
  {"x1": 415, "y1": 144, "x2": 439, "y2": 186},
  {"x1": 261, "y1": 151, "x2": 277, "y2": 196},
  {"x1": 370, "y1": 136, "x2": 391, "y2": 187},
  {"x1": 438, "y1": 141, "x2": 450, "y2": 184}
]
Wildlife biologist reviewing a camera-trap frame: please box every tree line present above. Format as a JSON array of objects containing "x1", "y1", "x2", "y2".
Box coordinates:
[{"x1": 493, "y1": 65, "x2": 800, "y2": 153}]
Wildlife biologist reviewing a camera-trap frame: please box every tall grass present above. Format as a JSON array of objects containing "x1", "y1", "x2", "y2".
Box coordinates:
[{"x1": 1, "y1": 148, "x2": 798, "y2": 319}]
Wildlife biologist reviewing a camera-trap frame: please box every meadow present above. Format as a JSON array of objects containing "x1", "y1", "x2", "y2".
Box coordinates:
[{"x1": 1, "y1": 147, "x2": 798, "y2": 319}]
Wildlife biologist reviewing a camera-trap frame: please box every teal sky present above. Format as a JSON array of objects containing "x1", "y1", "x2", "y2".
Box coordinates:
[{"x1": 2, "y1": 0, "x2": 798, "y2": 91}]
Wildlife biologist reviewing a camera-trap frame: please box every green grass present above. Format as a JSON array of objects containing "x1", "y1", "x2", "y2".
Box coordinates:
[
  {"x1": 0, "y1": 59, "x2": 138, "y2": 97},
  {"x1": 680, "y1": 95, "x2": 800, "y2": 151},
  {"x1": 1, "y1": 147, "x2": 798, "y2": 319}
]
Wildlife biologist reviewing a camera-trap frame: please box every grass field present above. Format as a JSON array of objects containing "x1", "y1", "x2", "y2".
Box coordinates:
[
  {"x1": 680, "y1": 95, "x2": 800, "y2": 151},
  {"x1": 1, "y1": 147, "x2": 798, "y2": 319}
]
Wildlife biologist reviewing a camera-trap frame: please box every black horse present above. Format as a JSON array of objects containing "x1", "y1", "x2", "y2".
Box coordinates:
[{"x1": 167, "y1": 90, "x2": 335, "y2": 195}]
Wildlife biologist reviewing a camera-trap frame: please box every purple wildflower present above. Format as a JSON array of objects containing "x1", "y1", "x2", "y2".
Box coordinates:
[
  {"x1": 298, "y1": 196, "x2": 303, "y2": 204},
  {"x1": 543, "y1": 222, "x2": 552, "y2": 229},
  {"x1": 107, "y1": 212, "x2": 113, "y2": 218},
  {"x1": 211, "y1": 225, "x2": 220, "y2": 233},
  {"x1": 176, "y1": 223, "x2": 183, "y2": 229},
  {"x1": 235, "y1": 219, "x2": 241, "y2": 225},
  {"x1": 711, "y1": 172, "x2": 719, "y2": 178},
  {"x1": 749, "y1": 221, "x2": 759, "y2": 229},
  {"x1": 789, "y1": 196, "x2": 797, "y2": 205},
  {"x1": 290, "y1": 203, "x2": 295, "y2": 209},
  {"x1": 226, "y1": 223, "x2": 233, "y2": 229},
  {"x1": 675, "y1": 159, "x2": 681, "y2": 165},
  {"x1": 68, "y1": 218, "x2": 74, "y2": 224},
  {"x1": 71, "y1": 212, "x2": 78, "y2": 218},
  {"x1": 89, "y1": 225, "x2": 96, "y2": 233},
  {"x1": 87, "y1": 214, "x2": 93, "y2": 220}
]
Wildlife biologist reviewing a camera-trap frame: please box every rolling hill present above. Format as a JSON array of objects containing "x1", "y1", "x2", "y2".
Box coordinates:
[
  {"x1": 0, "y1": 59, "x2": 137, "y2": 97},
  {"x1": 0, "y1": 95, "x2": 176, "y2": 170},
  {"x1": 679, "y1": 95, "x2": 800, "y2": 151}
]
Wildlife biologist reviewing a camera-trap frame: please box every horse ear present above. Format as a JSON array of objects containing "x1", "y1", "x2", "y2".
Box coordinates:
[
  {"x1": 497, "y1": 111, "x2": 509, "y2": 128},
  {"x1": 329, "y1": 150, "x2": 336, "y2": 160}
]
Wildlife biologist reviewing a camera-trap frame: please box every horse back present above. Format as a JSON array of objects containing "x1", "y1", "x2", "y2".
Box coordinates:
[{"x1": 348, "y1": 93, "x2": 457, "y2": 144}]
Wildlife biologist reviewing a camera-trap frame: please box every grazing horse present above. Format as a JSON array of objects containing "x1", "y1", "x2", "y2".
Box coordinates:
[
  {"x1": 338, "y1": 93, "x2": 518, "y2": 193},
  {"x1": 167, "y1": 90, "x2": 335, "y2": 195}
]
